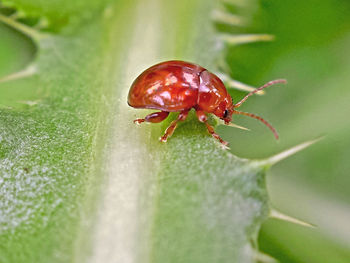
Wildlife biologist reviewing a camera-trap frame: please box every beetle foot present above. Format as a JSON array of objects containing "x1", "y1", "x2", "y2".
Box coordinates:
[
  {"x1": 219, "y1": 140, "x2": 230, "y2": 150},
  {"x1": 221, "y1": 140, "x2": 229, "y2": 147},
  {"x1": 212, "y1": 134, "x2": 229, "y2": 147},
  {"x1": 159, "y1": 135, "x2": 168, "y2": 143},
  {"x1": 133, "y1": 119, "x2": 145, "y2": 124}
]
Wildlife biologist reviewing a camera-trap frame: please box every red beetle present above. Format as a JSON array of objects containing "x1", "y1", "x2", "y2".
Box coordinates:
[{"x1": 128, "y1": 60, "x2": 286, "y2": 145}]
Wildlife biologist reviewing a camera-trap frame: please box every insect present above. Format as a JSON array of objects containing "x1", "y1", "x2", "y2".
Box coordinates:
[{"x1": 127, "y1": 60, "x2": 286, "y2": 146}]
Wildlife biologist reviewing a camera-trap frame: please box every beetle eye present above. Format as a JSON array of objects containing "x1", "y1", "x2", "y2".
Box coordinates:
[{"x1": 223, "y1": 109, "x2": 229, "y2": 118}]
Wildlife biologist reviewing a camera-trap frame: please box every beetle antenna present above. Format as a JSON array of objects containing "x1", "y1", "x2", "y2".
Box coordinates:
[
  {"x1": 233, "y1": 79, "x2": 287, "y2": 108},
  {"x1": 233, "y1": 110, "x2": 279, "y2": 139}
]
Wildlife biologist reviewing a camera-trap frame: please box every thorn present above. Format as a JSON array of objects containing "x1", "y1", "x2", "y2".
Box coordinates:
[
  {"x1": 217, "y1": 73, "x2": 265, "y2": 95},
  {"x1": 9, "y1": 12, "x2": 19, "y2": 19},
  {"x1": 17, "y1": 100, "x2": 40, "y2": 106},
  {"x1": 103, "y1": 5, "x2": 114, "y2": 19},
  {"x1": 0, "y1": 13, "x2": 47, "y2": 41},
  {"x1": 259, "y1": 137, "x2": 323, "y2": 167},
  {"x1": 34, "y1": 17, "x2": 49, "y2": 30},
  {"x1": 219, "y1": 142, "x2": 230, "y2": 150},
  {"x1": 228, "y1": 79, "x2": 266, "y2": 95},
  {"x1": 270, "y1": 209, "x2": 316, "y2": 228},
  {"x1": 253, "y1": 250, "x2": 279, "y2": 263},
  {"x1": 212, "y1": 10, "x2": 246, "y2": 26},
  {"x1": 215, "y1": 115, "x2": 250, "y2": 130},
  {"x1": 0, "y1": 65, "x2": 37, "y2": 84},
  {"x1": 226, "y1": 122, "x2": 250, "y2": 131},
  {"x1": 221, "y1": 0, "x2": 247, "y2": 8},
  {"x1": 220, "y1": 34, "x2": 275, "y2": 45},
  {"x1": 9, "y1": 10, "x2": 26, "y2": 19},
  {"x1": 0, "y1": 104, "x2": 13, "y2": 110},
  {"x1": 217, "y1": 59, "x2": 233, "y2": 76}
]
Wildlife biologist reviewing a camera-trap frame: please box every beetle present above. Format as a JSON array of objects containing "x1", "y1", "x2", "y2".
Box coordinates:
[{"x1": 127, "y1": 60, "x2": 286, "y2": 146}]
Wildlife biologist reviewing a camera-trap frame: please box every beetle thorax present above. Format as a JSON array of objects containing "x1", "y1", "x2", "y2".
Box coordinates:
[{"x1": 197, "y1": 70, "x2": 233, "y2": 121}]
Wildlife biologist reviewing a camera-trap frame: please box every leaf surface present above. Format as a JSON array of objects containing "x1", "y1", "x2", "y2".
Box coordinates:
[{"x1": 0, "y1": 0, "x2": 279, "y2": 262}]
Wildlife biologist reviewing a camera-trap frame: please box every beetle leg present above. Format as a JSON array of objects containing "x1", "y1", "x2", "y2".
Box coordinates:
[
  {"x1": 160, "y1": 110, "x2": 189, "y2": 142},
  {"x1": 134, "y1": 111, "x2": 169, "y2": 124},
  {"x1": 195, "y1": 110, "x2": 208, "y2": 122},
  {"x1": 196, "y1": 110, "x2": 228, "y2": 146},
  {"x1": 204, "y1": 122, "x2": 229, "y2": 146}
]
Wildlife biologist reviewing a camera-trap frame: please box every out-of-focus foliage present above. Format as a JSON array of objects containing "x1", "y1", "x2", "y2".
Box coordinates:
[
  {"x1": 1, "y1": 0, "x2": 115, "y2": 29},
  {"x1": 219, "y1": 0, "x2": 350, "y2": 262},
  {"x1": 0, "y1": 23, "x2": 35, "y2": 77}
]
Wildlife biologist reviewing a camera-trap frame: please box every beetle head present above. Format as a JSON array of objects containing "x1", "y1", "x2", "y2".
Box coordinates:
[
  {"x1": 223, "y1": 107, "x2": 234, "y2": 124},
  {"x1": 212, "y1": 98, "x2": 234, "y2": 124}
]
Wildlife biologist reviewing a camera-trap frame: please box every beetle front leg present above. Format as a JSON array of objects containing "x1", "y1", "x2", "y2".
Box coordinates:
[
  {"x1": 204, "y1": 122, "x2": 229, "y2": 146},
  {"x1": 134, "y1": 111, "x2": 169, "y2": 124},
  {"x1": 160, "y1": 110, "x2": 189, "y2": 142},
  {"x1": 196, "y1": 110, "x2": 228, "y2": 146}
]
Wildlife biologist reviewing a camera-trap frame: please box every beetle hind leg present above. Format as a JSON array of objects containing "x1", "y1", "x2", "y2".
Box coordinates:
[
  {"x1": 160, "y1": 110, "x2": 189, "y2": 142},
  {"x1": 134, "y1": 111, "x2": 169, "y2": 124}
]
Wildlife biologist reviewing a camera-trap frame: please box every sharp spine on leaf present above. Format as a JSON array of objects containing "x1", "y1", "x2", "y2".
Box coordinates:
[
  {"x1": 9, "y1": 12, "x2": 19, "y2": 19},
  {"x1": 222, "y1": 0, "x2": 247, "y2": 8},
  {"x1": 226, "y1": 122, "x2": 250, "y2": 131},
  {"x1": 212, "y1": 10, "x2": 246, "y2": 26},
  {"x1": 0, "y1": 65, "x2": 37, "y2": 84},
  {"x1": 9, "y1": 10, "x2": 26, "y2": 19},
  {"x1": 217, "y1": 72, "x2": 265, "y2": 95},
  {"x1": 0, "y1": 13, "x2": 47, "y2": 41},
  {"x1": 0, "y1": 104, "x2": 13, "y2": 110},
  {"x1": 253, "y1": 250, "x2": 279, "y2": 263},
  {"x1": 220, "y1": 34, "x2": 275, "y2": 45},
  {"x1": 259, "y1": 137, "x2": 323, "y2": 167},
  {"x1": 103, "y1": 6, "x2": 115, "y2": 19},
  {"x1": 17, "y1": 100, "x2": 40, "y2": 106},
  {"x1": 34, "y1": 17, "x2": 49, "y2": 30},
  {"x1": 270, "y1": 209, "x2": 315, "y2": 228},
  {"x1": 214, "y1": 115, "x2": 250, "y2": 130}
]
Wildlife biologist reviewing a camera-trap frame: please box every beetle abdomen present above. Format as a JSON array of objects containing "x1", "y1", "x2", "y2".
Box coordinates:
[{"x1": 128, "y1": 61, "x2": 204, "y2": 111}]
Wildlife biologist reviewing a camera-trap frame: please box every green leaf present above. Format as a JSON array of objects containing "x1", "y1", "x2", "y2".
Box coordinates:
[
  {"x1": 0, "y1": 0, "x2": 305, "y2": 262},
  {"x1": 1, "y1": 0, "x2": 114, "y2": 29},
  {"x1": 143, "y1": 118, "x2": 269, "y2": 262}
]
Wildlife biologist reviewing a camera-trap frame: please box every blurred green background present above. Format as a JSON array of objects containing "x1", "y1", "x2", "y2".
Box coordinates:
[
  {"x1": 1, "y1": 0, "x2": 350, "y2": 262},
  {"x1": 0, "y1": 21, "x2": 35, "y2": 81},
  {"x1": 219, "y1": 0, "x2": 350, "y2": 262}
]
